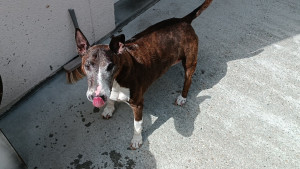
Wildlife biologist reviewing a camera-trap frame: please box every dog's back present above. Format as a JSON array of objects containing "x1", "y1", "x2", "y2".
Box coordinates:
[
  {"x1": 124, "y1": 18, "x2": 198, "y2": 86},
  {"x1": 121, "y1": 0, "x2": 213, "y2": 87}
]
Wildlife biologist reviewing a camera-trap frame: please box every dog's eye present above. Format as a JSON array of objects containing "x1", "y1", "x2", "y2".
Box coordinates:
[
  {"x1": 92, "y1": 53, "x2": 98, "y2": 58},
  {"x1": 85, "y1": 61, "x2": 94, "y2": 70},
  {"x1": 85, "y1": 62, "x2": 90, "y2": 69},
  {"x1": 106, "y1": 63, "x2": 114, "y2": 71}
]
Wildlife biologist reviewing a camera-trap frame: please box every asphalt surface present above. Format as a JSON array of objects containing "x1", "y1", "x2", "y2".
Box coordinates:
[{"x1": 0, "y1": 0, "x2": 299, "y2": 168}]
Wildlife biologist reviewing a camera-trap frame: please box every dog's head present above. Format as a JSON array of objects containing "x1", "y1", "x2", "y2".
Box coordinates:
[{"x1": 75, "y1": 28, "x2": 125, "y2": 108}]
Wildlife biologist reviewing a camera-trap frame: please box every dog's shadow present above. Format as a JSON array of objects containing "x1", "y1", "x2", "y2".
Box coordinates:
[
  {"x1": 140, "y1": 63, "x2": 212, "y2": 140},
  {"x1": 142, "y1": 93, "x2": 211, "y2": 140},
  {"x1": 139, "y1": 38, "x2": 264, "y2": 141}
]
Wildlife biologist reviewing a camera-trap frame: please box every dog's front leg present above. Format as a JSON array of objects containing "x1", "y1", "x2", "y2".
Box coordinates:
[
  {"x1": 130, "y1": 102, "x2": 143, "y2": 149},
  {"x1": 102, "y1": 99, "x2": 115, "y2": 119}
]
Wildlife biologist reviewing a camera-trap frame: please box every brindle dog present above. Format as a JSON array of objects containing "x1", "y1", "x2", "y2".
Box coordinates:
[{"x1": 74, "y1": 0, "x2": 213, "y2": 149}]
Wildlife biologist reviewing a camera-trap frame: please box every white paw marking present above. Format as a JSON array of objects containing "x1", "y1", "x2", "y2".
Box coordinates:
[
  {"x1": 102, "y1": 100, "x2": 115, "y2": 119},
  {"x1": 176, "y1": 95, "x2": 186, "y2": 106},
  {"x1": 131, "y1": 133, "x2": 142, "y2": 149},
  {"x1": 131, "y1": 119, "x2": 143, "y2": 149}
]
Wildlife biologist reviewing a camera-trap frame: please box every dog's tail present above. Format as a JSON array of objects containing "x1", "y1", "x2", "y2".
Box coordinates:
[{"x1": 182, "y1": 0, "x2": 213, "y2": 23}]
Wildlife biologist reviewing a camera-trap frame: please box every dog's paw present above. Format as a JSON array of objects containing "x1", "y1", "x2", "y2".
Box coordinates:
[
  {"x1": 175, "y1": 95, "x2": 186, "y2": 106},
  {"x1": 130, "y1": 134, "x2": 142, "y2": 150},
  {"x1": 102, "y1": 105, "x2": 114, "y2": 119}
]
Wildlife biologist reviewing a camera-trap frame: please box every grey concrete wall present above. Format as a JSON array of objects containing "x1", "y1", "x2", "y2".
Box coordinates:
[{"x1": 0, "y1": 0, "x2": 115, "y2": 115}]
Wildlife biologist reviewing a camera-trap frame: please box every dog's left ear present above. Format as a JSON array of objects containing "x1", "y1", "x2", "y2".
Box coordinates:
[{"x1": 109, "y1": 34, "x2": 125, "y2": 54}]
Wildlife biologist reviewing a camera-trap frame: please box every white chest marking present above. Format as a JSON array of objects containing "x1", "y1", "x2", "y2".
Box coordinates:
[{"x1": 109, "y1": 80, "x2": 130, "y2": 102}]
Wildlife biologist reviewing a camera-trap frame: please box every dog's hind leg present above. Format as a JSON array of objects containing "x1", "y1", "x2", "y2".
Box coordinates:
[
  {"x1": 102, "y1": 99, "x2": 115, "y2": 119},
  {"x1": 176, "y1": 42, "x2": 198, "y2": 106}
]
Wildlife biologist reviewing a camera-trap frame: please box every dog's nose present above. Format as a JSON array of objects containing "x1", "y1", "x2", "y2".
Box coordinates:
[{"x1": 95, "y1": 85, "x2": 101, "y2": 96}]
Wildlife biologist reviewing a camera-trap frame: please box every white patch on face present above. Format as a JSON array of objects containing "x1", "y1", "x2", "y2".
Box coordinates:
[
  {"x1": 86, "y1": 62, "x2": 114, "y2": 102},
  {"x1": 96, "y1": 65, "x2": 112, "y2": 97},
  {"x1": 109, "y1": 80, "x2": 130, "y2": 102}
]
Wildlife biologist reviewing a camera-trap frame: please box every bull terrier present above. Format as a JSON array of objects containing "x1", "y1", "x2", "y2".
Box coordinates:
[{"x1": 74, "y1": 0, "x2": 213, "y2": 149}]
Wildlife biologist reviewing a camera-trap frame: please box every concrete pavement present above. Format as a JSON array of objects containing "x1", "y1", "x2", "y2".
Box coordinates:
[{"x1": 0, "y1": 0, "x2": 299, "y2": 168}]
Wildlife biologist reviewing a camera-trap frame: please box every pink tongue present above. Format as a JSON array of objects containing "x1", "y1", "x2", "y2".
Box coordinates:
[{"x1": 93, "y1": 97, "x2": 105, "y2": 108}]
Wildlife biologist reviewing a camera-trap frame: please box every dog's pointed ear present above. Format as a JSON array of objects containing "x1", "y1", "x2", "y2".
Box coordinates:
[
  {"x1": 109, "y1": 34, "x2": 125, "y2": 54},
  {"x1": 75, "y1": 28, "x2": 90, "y2": 56}
]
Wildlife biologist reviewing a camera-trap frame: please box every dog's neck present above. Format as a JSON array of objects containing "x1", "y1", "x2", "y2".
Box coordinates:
[{"x1": 112, "y1": 47, "x2": 137, "y2": 89}]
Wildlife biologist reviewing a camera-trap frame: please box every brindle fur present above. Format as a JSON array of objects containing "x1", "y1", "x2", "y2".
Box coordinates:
[{"x1": 75, "y1": 0, "x2": 213, "y2": 148}]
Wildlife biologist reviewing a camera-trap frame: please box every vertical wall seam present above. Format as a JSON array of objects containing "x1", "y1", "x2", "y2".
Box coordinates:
[{"x1": 87, "y1": 0, "x2": 95, "y2": 43}]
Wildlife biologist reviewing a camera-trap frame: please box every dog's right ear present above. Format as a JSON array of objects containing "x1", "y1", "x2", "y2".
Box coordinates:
[
  {"x1": 75, "y1": 28, "x2": 90, "y2": 56},
  {"x1": 109, "y1": 34, "x2": 125, "y2": 54}
]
